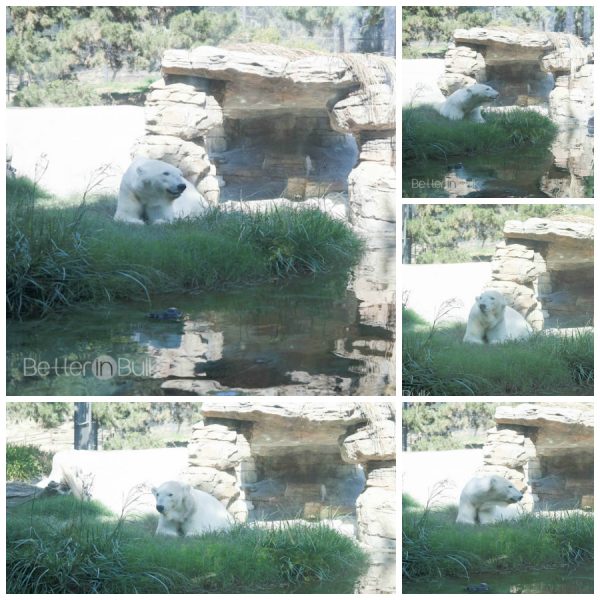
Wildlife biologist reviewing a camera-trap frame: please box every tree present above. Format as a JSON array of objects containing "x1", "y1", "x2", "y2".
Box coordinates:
[
  {"x1": 402, "y1": 403, "x2": 496, "y2": 451},
  {"x1": 406, "y1": 204, "x2": 584, "y2": 264},
  {"x1": 168, "y1": 9, "x2": 239, "y2": 49}
]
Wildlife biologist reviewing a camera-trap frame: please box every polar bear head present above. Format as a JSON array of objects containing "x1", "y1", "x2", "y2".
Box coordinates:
[
  {"x1": 476, "y1": 290, "x2": 507, "y2": 319},
  {"x1": 467, "y1": 83, "x2": 500, "y2": 103},
  {"x1": 136, "y1": 159, "x2": 187, "y2": 200},
  {"x1": 152, "y1": 481, "x2": 195, "y2": 522},
  {"x1": 486, "y1": 475, "x2": 523, "y2": 504}
]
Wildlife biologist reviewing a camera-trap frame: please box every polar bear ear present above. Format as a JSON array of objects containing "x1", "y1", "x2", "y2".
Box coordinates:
[
  {"x1": 136, "y1": 164, "x2": 146, "y2": 177},
  {"x1": 151, "y1": 486, "x2": 157, "y2": 495},
  {"x1": 465, "y1": 87, "x2": 473, "y2": 95}
]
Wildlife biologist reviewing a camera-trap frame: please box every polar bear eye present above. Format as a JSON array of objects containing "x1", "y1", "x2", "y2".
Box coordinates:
[
  {"x1": 168, "y1": 493, "x2": 173, "y2": 497},
  {"x1": 163, "y1": 171, "x2": 170, "y2": 176}
]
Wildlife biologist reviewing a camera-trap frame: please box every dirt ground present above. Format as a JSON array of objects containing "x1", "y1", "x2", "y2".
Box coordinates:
[{"x1": 7, "y1": 106, "x2": 145, "y2": 197}]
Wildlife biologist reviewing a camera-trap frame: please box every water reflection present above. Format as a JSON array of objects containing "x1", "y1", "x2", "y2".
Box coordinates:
[
  {"x1": 403, "y1": 563, "x2": 594, "y2": 594},
  {"x1": 403, "y1": 126, "x2": 593, "y2": 198},
  {"x1": 7, "y1": 245, "x2": 395, "y2": 396}
]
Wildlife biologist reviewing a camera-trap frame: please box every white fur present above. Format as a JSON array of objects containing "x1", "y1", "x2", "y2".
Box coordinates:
[
  {"x1": 456, "y1": 475, "x2": 523, "y2": 525},
  {"x1": 152, "y1": 481, "x2": 233, "y2": 537},
  {"x1": 114, "y1": 157, "x2": 208, "y2": 225},
  {"x1": 438, "y1": 84, "x2": 499, "y2": 123},
  {"x1": 463, "y1": 290, "x2": 532, "y2": 344}
]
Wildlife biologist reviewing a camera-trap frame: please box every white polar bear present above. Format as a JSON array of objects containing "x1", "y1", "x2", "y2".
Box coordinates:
[
  {"x1": 463, "y1": 290, "x2": 532, "y2": 344},
  {"x1": 438, "y1": 84, "x2": 499, "y2": 123},
  {"x1": 456, "y1": 475, "x2": 523, "y2": 525},
  {"x1": 114, "y1": 157, "x2": 209, "y2": 225},
  {"x1": 152, "y1": 481, "x2": 233, "y2": 537}
]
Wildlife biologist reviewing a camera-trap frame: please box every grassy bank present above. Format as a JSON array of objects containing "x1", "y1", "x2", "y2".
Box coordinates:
[
  {"x1": 403, "y1": 496, "x2": 593, "y2": 582},
  {"x1": 403, "y1": 105, "x2": 558, "y2": 163},
  {"x1": 7, "y1": 177, "x2": 363, "y2": 319},
  {"x1": 402, "y1": 310, "x2": 593, "y2": 396},
  {"x1": 7, "y1": 495, "x2": 367, "y2": 593}
]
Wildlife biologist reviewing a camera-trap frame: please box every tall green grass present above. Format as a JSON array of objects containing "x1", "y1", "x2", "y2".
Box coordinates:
[
  {"x1": 403, "y1": 503, "x2": 593, "y2": 581},
  {"x1": 402, "y1": 313, "x2": 593, "y2": 396},
  {"x1": 7, "y1": 495, "x2": 367, "y2": 593},
  {"x1": 7, "y1": 177, "x2": 363, "y2": 319},
  {"x1": 403, "y1": 105, "x2": 558, "y2": 163}
]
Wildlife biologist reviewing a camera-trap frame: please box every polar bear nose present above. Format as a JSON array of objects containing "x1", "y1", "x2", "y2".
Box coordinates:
[
  {"x1": 177, "y1": 183, "x2": 186, "y2": 193},
  {"x1": 156, "y1": 504, "x2": 165, "y2": 513}
]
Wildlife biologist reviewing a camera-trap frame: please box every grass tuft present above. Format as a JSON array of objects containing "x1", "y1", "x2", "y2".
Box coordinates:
[
  {"x1": 402, "y1": 105, "x2": 558, "y2": 163},
  {"x1": 403, "y1": 502, "x2": 593, "y2": 581},
  {"x1": 7, "y1": 177, "x2": 363, "y2": 319},
  {"x1": 402, "y1": 311, "x2": 593, "y2": 396},
  {"x1": 7, "y1": 495, "x2": 367, "y2": 594}
]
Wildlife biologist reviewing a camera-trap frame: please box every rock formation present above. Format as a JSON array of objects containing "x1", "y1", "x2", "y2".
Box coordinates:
[
  {"x1": 135, "y1": 45, "x2": 395, "y2": 235},
  {"x1": 486, "y1": 216, "x2": 594, "y2": 329},
  {"x1": 480, "y1": 403, "x2": 593, "y2": 511},
  {"x1": 183, "y1": 401, "x2": 396, "y2": 593},
  {"x1": 438, "y1": 28, "x2": 592, "y2": 120}
]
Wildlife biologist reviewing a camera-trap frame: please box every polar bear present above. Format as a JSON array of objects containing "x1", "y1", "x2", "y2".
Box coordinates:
[
  {"x1": 114, "y1": 157, "x2": 209, "y2": 225},
  {"x1": 456, "y1": 475, "x2": 523, "y2": 525},
  {"x1": 463, "y1": 290, "x2": 532, "y2": 344},
  {"x1": 438, "y1": 84, "x2": 499, "y2": 123},
  {"x1": 152, "y1": 481, "x2": 233, "y2": 537}
]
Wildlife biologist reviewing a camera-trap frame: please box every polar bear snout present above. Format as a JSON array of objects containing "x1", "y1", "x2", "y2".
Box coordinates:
[
  {"x1": 508, "y1": 489, "x2": 524, "y2": 503},
  {"x1": 167, "y1": 183, "x2": 187, "y2": 197},
  {"x1": 156, "y1": 504, "x2": 165, "y2": 514}
]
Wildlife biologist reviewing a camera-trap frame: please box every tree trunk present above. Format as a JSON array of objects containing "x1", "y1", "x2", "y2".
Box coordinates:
[
  {"x1": 383, "y1": 6, "x2": 396, "y2": 57},
  {"x1": 565, "y1": 7, "x2": 575, "y2": 34},
  {"x1": 74, "y1": 403, "x2": 97, "y2": 450},
  {"x1": 402, "y1": 204, "x2": 414, "y2": 264}
]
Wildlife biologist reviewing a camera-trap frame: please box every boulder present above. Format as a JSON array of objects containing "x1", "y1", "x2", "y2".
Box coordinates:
[
  {"x1": 347, "y1": 161, "x2": 396, "y2": 234},
  {"x1": 356, "y1": 463, "x2": 395, "y2": 551},
  {"x1": 341, "y1": 419, "x2": 396, "y2": 463},
  {"x1": 549, "y1": 63, "x2": 594, "y2": 126},
  {"x1": 330, "y1": 84, "x2": 395, "y2": 133}
]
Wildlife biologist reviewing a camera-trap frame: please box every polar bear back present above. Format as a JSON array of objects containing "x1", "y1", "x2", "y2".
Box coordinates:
[{"x1": 438, "y1": 84, "x2": 499, "y2": 123}]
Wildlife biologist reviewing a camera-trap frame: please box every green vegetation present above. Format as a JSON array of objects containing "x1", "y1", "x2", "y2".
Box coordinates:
[
  {"x1": 6, "y1": 444, "x2": 53, "y2": 482},
  {"x1": 7, "y1": 177, "x2": 363, "y2": 320},
  {"x1": 7, "y1": 7, "x2": 391, "y2": 106},
  {"x1": 6, "y1": 403, "x2": 204, "y2": 449},
  {"x1": 403, "y1": 500, "x2": 593, "y2": 581},
  {"x1": 402, "y1": 403, "x2": 495, "y2": 451},
  {"x1": 403, "y1": 106, "x2": 558, "y2": 164},
  {"x1": 402, "y1": 312, "x2": 593, "y2": 396},
  {"x1": 7, "y1": 495, "x2": 367, "y2": 593},
  {"x1": 402, "y1": 6, "x2": 593, "y2": 55},
  {"x1": 403, "y1": 204, "x2": 593, "y2": 264}
]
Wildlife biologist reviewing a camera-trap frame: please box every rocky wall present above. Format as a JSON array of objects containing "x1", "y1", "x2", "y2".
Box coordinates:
[
  {"x1": 438, "y1": 27, "x2": 593, "y2": 127},
  {"x1": 182, "y1": 401, "x2": 396, "y2": 593},
  {"x1": 479, "y1": 403, "x2": 593, "y2": 511},
  {"x1": 486, "y1": 216, "x2": 594, "y2": 329},
  {"x1": 134, "y1": 45, "x2": 395, "y2": 236}
]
